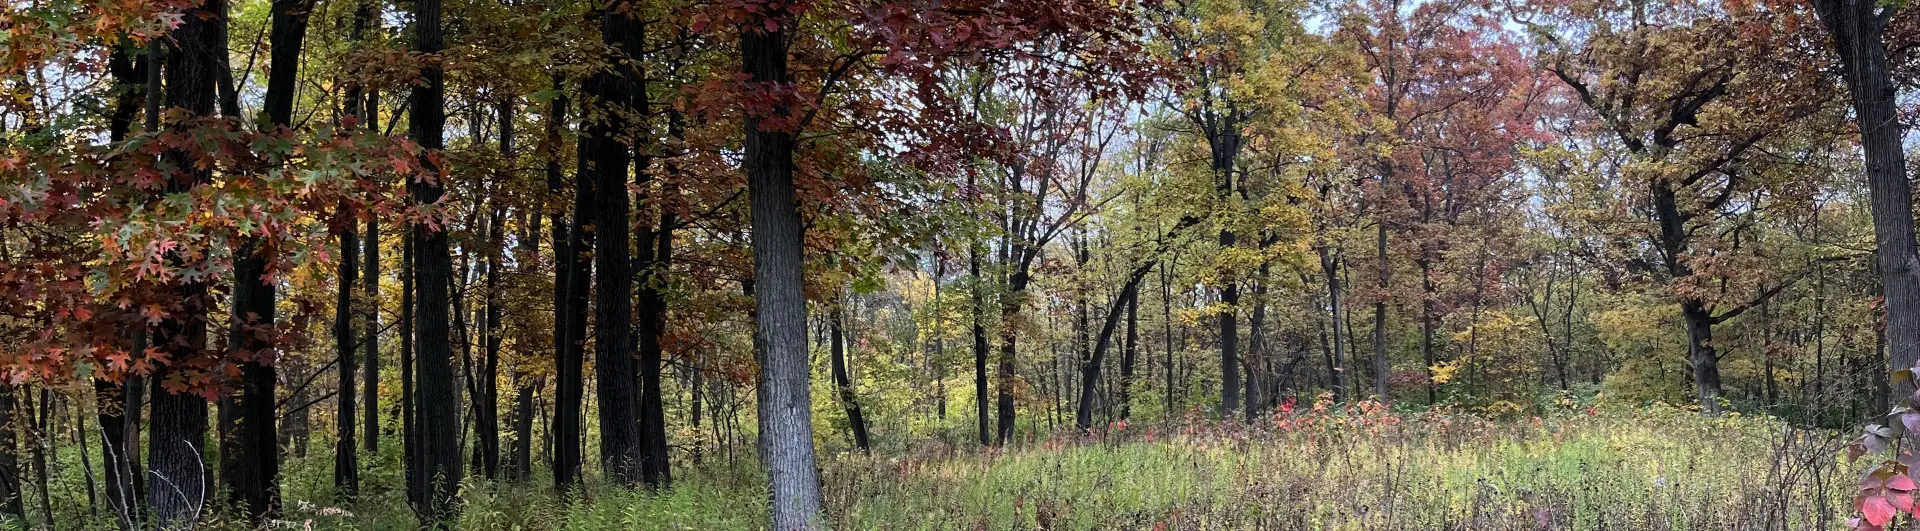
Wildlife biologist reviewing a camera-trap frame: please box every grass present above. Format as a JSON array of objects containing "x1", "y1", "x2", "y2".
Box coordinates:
[{"x1": 15, "y1": 400, "x2": 1861, "y2": 530}]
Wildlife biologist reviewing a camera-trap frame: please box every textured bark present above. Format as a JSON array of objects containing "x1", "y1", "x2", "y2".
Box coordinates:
[
  {"x1": 541, "y1": 73, "x2": 587, "y2": 493},
  {"x1": 1813, "y1": 0, "x2": 1920, "y2": 398},
  {"x1": 408, "y1": 0, "x2": 461, "y2": 516},
  {"x1": 223, "y1": 239, "x2": 279, "y2": 520},
  {"x1": 586, "y1": 0, "x2": 641, "y2": 485},
  {"x1": 148, "y1": 0, "x2": 220, "y2": 524},
  {"x1": 743, "y1": 17, "x2": 824, "y2": 529}
]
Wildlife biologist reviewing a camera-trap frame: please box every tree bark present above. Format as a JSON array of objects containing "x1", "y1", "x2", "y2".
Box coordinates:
[
  {"x1": 587, "y1": 0, "x2": 642, "y2": 488},
  {"x1": 743, "y1": 14, "x2": 824, "y2": 528},
  {"x1": 1812, "y1": 0, "x2": 1920, "y2": 400},
  {"x1": 408, "y1": 0, "x2": 461, "y2": 516},
  {"x1": 148, "y1": 1, "x2": 220, "y2": 524}
]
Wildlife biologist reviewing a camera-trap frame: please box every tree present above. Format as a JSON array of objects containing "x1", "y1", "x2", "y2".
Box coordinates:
[
  {"x1": 1531, "y1": 0, "x2": 1834, "y2": 412},
  {"x1": 408, "y1": 0, "x2": 462, "y2": 516},
  {"x1": 1810, "y1": 0, "x2": 1920, "y2": 401},
  {"x1": 146, "y1": 0, "x2": 222, "y2": 524}
]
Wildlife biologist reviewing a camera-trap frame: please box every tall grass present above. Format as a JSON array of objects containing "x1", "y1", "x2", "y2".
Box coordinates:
[{"x1": 18, "y1": 402, "x2": 1858, "y2": 530}]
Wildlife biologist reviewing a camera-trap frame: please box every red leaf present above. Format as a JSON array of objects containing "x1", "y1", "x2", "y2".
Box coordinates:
[
  {"x1": 1866, "y1": 495, "x2": 1898, "y2": 526},
  {"x1": 1892, "y1": 474, "x2": 1917, "y2": 492}
]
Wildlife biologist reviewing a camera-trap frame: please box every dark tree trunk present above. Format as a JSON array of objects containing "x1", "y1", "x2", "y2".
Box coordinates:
[
  {"x1": 1421, "y1": 259, "x2": 1438, "y2": 402},
  {"x1": 1245, "y1": 264, "x2": 1268, "y2": 423},
  {"x1": 94, "y1": 378, "x2": 138, "y2": 529},
  {"x1": 408, "y1": 0, "x2": 461, "y2": 516},
  {"x1": 511, "y1": 381, "x2": 534, "y2": 483},
  {"x1": 1683, "y1": 301, "x2": 1723, "y2": 413},
  {"x1": 970, "y1": 245, "x2": 989, "y2": 446},
  {"x1": 28, "y1": 391, "x2": 49, "y2": 529},
  {"x1": 636, "y1": 212, "x2": 673, "y2": 487},
  {"x1": 1078, "y1": 276, "x2": 1146, "y2": 431},
  {"x1": 364, "y1": 216, "x2": 381, "y2": 453},
  {"x1": 402, "y1": 225, "x2": 419, "y2": 510},
  {"x1": 586, "y1": 0, "x2": 640, "y2": 485},
  {"x1": 221, "y1": 0, "x2": 307, "y2": 515},
  {"x1": 1162, "y1": 261, "x2": 1175, "y2": 412},
  {"x1": 829, "y1": 306, "x2": 871, "y2": 451},
  {"x1": 100, "y1": 40, "x2": 147, "y2": 531},
  {"x1": 1372, "y1": 224, "x2": 1389, "y2": 400},
  {"x1": 480, "y1": 207, "x2": 504, "y2": 480},
  {"x1": 1813, "y1": 0, "x2": 1920, "y2": 399},
  {"x1": 0, "y1": 386, "x2": 22, "y2": 523},
  {"x1": 743, "y1": 15, "x2": 823, "y2": 528},
  {"x1": 1321, "y1": 246, "x2": 1350, "y2": 402},
  {"x1": 1119, "y1": 280, "x2": 1138, "y2": 420},
  {"x1": 997, "y1": 268, "x2": 1029, "y2": 445},
  {"x1": 542, "y1": 72, "x2": 585, "y2": 493},
  {"x1": 148, "y1": 1, "x2": 220, "y2": 523},
  {"x1": 334, "y1": 224, "x2": 360, "y2": 501}
]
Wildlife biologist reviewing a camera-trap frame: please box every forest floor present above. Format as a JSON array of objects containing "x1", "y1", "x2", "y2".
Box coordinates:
[{"x1": 42, "y1": 402, "x2": 1859, "y2": 530}]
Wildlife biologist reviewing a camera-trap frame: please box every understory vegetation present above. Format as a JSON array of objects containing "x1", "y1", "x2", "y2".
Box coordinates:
[{"x1": 16, "y1": 402, "x2": 1845, "y2": 530}]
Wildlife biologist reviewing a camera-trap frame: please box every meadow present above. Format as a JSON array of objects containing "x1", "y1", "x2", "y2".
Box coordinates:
[{"x1": 71, "y1": 400, "x2": 1838, "y2": 531}]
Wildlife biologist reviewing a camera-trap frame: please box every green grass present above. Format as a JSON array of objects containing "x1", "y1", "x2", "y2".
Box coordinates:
[{"x1": 10, "y1": 403, "x2": 1860, "y2": 530}]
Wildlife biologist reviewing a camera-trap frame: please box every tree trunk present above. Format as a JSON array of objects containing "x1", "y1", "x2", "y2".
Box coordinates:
[
  {"x1": 1813, "y1": 0, "x2": 1920, "y2": 400},
  {"x1": 829, "y1": 306, "x2": 871, "y2": 451},
  {"x1": 401, "y1": 224, "x2": 419, "y2": 510},
  {"x1": 334, "y1": 223, "x2": 360, "y2": 501},
  {"x1": 1322, "y1": 246, "x2": 1350, "y2": 402},
  {"x1": 1077, "y1": 276, "x2": 1145, "y2": 431},
  {"x1": 355, "y1": 0, "x2": 382, "y2": 456},
  {"x1": 1245, "y1": 265, "x2": 1268, "y2": 423},
  {"x1": 1372, "y1": 223, "x2": 1389, "y2": 400},
  {"x1": 970, "y1": 245, "x2": 990, "y2": 446},
  {"x1": 0, "y1": 386, "x2": 22, "y2": 523},
  {"x1": 364, "y1": 217, "x2": 381, "y2": 453},
  {"x1": 480, "y1": 207, "x2": 504, "y2": 480},
  {"x1": 409, "y1": 0, "x2": 461, "y2": 516},
  {"x1": 1119, "y1": 281, "x2": 1138, "y2": 420},
  {"x1": 587, "y1": 0, "x2": 641, "y2": 489},
  {"x1": 744, "y1": 14, "x2": 823, "y2": 528},
  {"x1": 148, "y1": 1, "x2": 220, "y2": 523},
  {"x1": 997, "y1": 269, "x2": 1028, "y2": 445},
  {"x1": 100, "y1": 41, "x2": 148, "y2": 530},
  {"x1": 1682, "y1": 301, "x2": 1723, "y2": 413}
]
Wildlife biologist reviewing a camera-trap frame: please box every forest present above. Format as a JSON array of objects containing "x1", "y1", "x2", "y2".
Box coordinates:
[{"x1": 6, "y1": 0, "x2": 1920, "y2": 528}]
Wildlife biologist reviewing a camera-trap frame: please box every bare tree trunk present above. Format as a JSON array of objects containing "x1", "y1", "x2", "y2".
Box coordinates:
[
  {"x1": 409, "y1": 0, "x2": 461, "y2": 515},
  {"x1": 1813, "y1": 0, "x2": 1920, "y2": 401},
  {"x1": 334, "y1": 222, "x2": 360, "y2": 501},
  {"x1": 586, "y1": 0, "x2": 641, "y2": 488},
  {"x1": 743, "y1": 14, "x2": 823, "y2": 528},
  {"x1": 829, "y1": 305, "x2": 871, "y2": 451}
]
